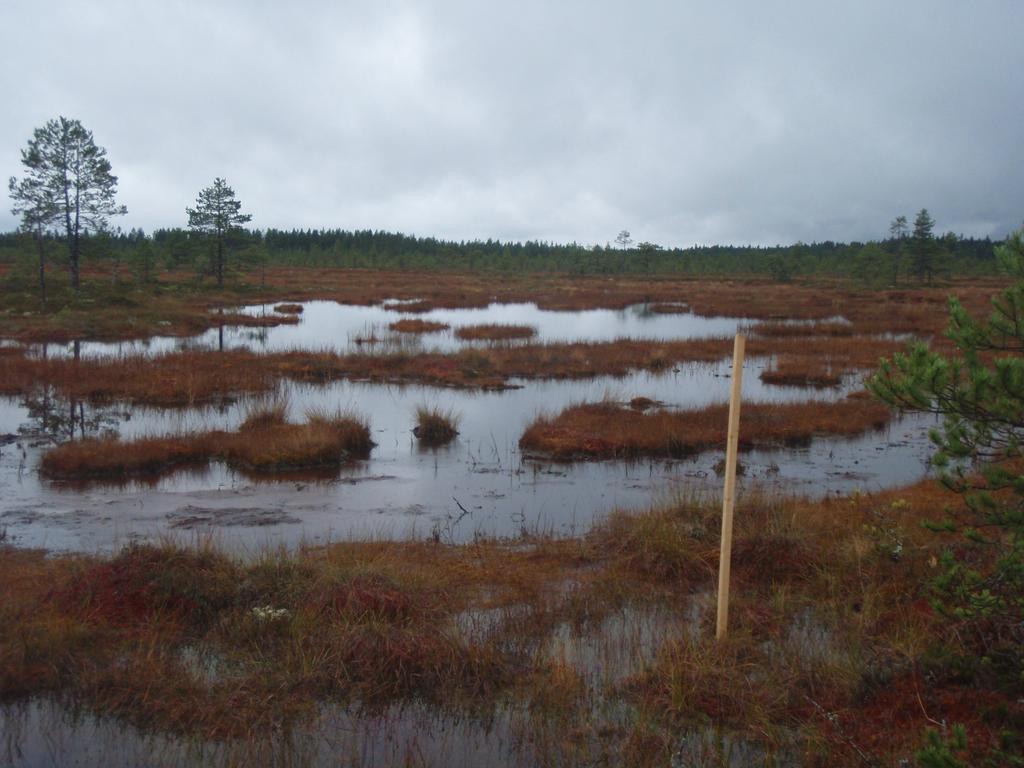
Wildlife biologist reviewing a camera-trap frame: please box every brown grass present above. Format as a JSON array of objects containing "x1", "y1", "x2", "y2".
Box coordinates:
[
  {"x1": 40, "y1": 435, "x2": 214, "y2": 479},
  {"x1": 40, "y1": 410, "x2": 373, "y2": 480},
  {"x1": 413, "y1": 405, "x2": 460, "y2": 445},
  {"x1": 454, "y1": 323, "x2": 538, "y2": 341},
  {"x1": 388, "y1": 318, "x2": 450, "y2": 334},
  {"x1": 0, "y1": 267, "x2": 1008, "y2": 345},
  {"x1": 0, "y1": 333, "x2": 908, "y2": 406},
  {"x1": 648, "y1": 302, "x2": 689, "y2": 314},
  {"x1": 0, "y1": 271, "x2": 1001, "y2": 415},
  {"x1": 228, "y1": 414, "x2": 372, "y2": 472},
  {"x1": 761, "y1": 355, "x2": 843, "y2": 387},
  {"x1": 381, "y1": 299, "x2": 437, "y2": 313},
  {"x1": 238, "y1": 396, "x2": 290, "y2": 430},
  {"x1": 629, "y1": 396, "x2": 661, "y2": 411},
  {"x1": 215, "y1": 312, "x2": 300, "y2": 328},
  {"x1": 273, "y1": 303, "x2": 304, "y2": 314},
  {"x1": 519, "y1": 396, "x2": 893, "y2": 459},
  {"x1": 0, "y1": 350, "x2": 279, "y2": 406},
  {"x1": 1, "y1": 478, "x2": 1018, "y2": 764},
  {"x1": 249, "y1": 269, "x2": 1000, "y2": 337},
  {"x1": 351, "y1": 329, "x2": 384, "y2": 346},
  {"x1": 746, "y1": 320, "x2": 855, "y2": 337},
  {"x1": 0, "y1": 269, "x2": 1019, "y2": 761}
]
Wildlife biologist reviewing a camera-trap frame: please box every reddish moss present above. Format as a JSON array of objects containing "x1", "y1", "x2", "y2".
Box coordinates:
[
  {"x1": 315, "y1": 575, "x2": 422, "y2": 623},
  {"x1": 40, "y1": 412, "x2": 373, "y2": 481},
  {"x1": 455, "y1": 323, "x2": 537, "y2": 341},
  {"x1": 388, "y1": 318, "x2": 450, "y2": 333},
  {"x1": 0, "y1": 334, "x2": 908, "y2": 405},
  {"x1": 52, "y1": 545, "x2": 237, "y2": 629},
  {"x1": 761, "y1": 355, "x2": 843, "y2": 387},
  {"x1": 520, "y1": 396, "x2": 893, "y2": 459},
  {"x1": 215, "y1": 312, "x2": 300, "y2": 328}
]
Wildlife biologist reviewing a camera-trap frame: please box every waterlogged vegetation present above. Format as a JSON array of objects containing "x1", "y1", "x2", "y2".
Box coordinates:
[
  {"x1": 413, "y1": 405, "x2": 460, "y2": 446},
  {"x1": 518, "y1": 396, "x2": 892, "y2": 460},
  {"x1": 454, "y1": 323, "x2": 538, "y2": 341},
  {"x1": 1, "y1": 256, "x2": 1022, "y2": 765},
  {"x1": 0, "y1": 326, "x2": 909, "y2": 401},
  {"x1": 1, "y1": 481, "x2": 1020, "y2": 766},
  {"x1": 39, "y1": 403, "x2": 372, "y2": 480},
  {"x1": 0, "y1": 251, "x2": 1009, "y2": 343},
  {"x1": 388, "y1": 318, "x2": 450, "y2": 334}
]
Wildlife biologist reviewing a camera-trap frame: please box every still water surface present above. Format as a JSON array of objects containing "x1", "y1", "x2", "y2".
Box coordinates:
[
  {"x1": 0, "y1": 301, "x2": 929, "y2": 553},
  {"x1": 24, "y1": 300, "x2": 760, "y2": 358}
]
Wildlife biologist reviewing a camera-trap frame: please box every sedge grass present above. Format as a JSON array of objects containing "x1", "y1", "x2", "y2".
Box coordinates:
[
  {"x1": 40, "y1": 407, "x2": 373, "y2": 480},
  {"x1": 519, "y1": 395, "x2": 893, "y2": 459},
  {"x1": 0, "y1": 479, "x2": 1018, "y2": 764},
  {"x1": 454, "y1": 324, "x2": 537, "y2": 341},
  {"x1": 412, "y1": 405, "x2": 461, "y2": 446}
]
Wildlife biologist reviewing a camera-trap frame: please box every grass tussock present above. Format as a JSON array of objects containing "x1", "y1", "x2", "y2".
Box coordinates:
[
  {"x1": 215, "y1": 312, "x2": 300, "y2": 328},
  {"x1": 761, "y1": 355, "x2": 843, "y2": 387},
  {"x1": 40, "y1": 409, "x2": 373, "y2": 480},
  {"x1": 455, "y1": 323, "x2": 537, "y2": 341},
  {"x1": 1, "y1": 479, "x2": 1018, "y2": 764},
  {"x1": 519, "y1": 395, "x2": 893, "y2": 459},
  {"x1": 413, "y1": 405, "x2": 460, "y2": 445},
  {"x1": 388, "y1": 318, "x2": 450, "y2": 334},
  {"x1": 629, "y1": 396, "x2": 661, "y2": 411},
  {"x1": 39, "y1": 434, "x2": 215, "y2": 479},
  {"x1": 648, "y1": 302, "x2": 689, "y2": 314},
  {"x1": 747, "y1": 320, "x2": 855, "y2": 338},
  {"x1": 239, "y1": 394, "x2": 290, "y2": 430},
  {"x1": 273, "y1": 303, "x2": 304, "y2": 314},
  {"x1": 229, "y1": 407, "x2": 373, "y2": 471},
  {"x1": 382, "y1": 299, "x2": 437, "y2": 313}
]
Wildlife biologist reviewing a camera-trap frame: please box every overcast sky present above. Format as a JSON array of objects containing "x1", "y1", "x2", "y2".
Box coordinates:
[{"x1": 2, "y1": 0, "x2": 1022, "y2": 247}]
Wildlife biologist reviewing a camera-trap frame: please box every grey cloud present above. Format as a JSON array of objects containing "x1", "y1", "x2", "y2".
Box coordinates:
[{"x1": 2, "y1": 0, "x2": 1022, "y2": 246}]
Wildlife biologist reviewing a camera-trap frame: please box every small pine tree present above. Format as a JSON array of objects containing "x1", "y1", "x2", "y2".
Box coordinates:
[
  {"x1": 852, "y1": 243, "x2": 889, "y2": 288},
  {"x1": 869, "y1": 226, "x2": 1024, "y2": 689},
  {"x1": 186, "y1": 178, "x2": 252, "y2": 288},
  {"x1": 910, "y1": 208, "x2": 938, "y2": 284},
  {"x1": 889, "y1": 214, "x2": 909, "y2": 284}
]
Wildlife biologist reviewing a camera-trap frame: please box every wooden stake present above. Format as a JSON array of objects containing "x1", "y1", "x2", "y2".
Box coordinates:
[{"x1": 716, "y1": 333, "x2": 745, "y2": 641}]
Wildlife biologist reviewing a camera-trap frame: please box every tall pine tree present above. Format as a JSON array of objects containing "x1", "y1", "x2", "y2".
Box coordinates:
[{"x1": 8, "y1": 116, "x2": 126, "y2": 292}]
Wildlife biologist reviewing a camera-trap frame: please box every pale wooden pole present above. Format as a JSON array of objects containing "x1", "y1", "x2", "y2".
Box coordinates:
[{"x1": 716, "y1": 333, "x2": 746, "y2": 641}]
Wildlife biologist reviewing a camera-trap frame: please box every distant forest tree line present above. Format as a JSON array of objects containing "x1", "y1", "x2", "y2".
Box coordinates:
[
  {"x1": 3, "y1": 116, "x2": 1011, "y2": 297},
  {"x1": 0, "y1": 222, "x2": 1005, "y2": 285}
]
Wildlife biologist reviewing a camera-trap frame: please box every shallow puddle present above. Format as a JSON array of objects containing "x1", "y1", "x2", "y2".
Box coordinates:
[
  {"x1": 0, "y1": 611, "x2": 791, "y2": 768},
  {"x1": 0, "y1": 698, "x2": 536, "y2": 768},
  {"x1": 545, "y1": 604, "x2": 683, "y2": 689},
  {"x1": 0, "y1": 301, "x2": 934, "y2": 553}
]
